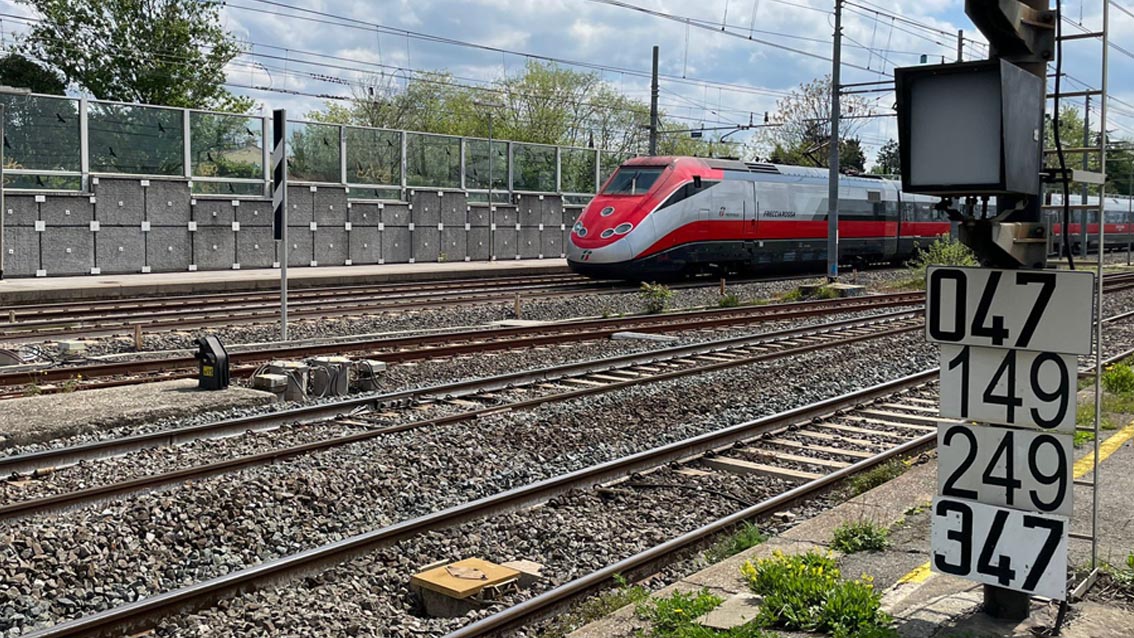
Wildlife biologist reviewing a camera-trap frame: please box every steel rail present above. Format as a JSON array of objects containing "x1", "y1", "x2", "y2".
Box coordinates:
[{"x1": 19, "y1": 370, "x2": 938, "y2": 638}]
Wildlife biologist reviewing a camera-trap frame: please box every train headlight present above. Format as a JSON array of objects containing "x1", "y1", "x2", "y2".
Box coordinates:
[
  {"x1": 600, "y1": 206, "x2": 615, "y2": 216},
  {"x1": 614, "y1": 222, "x2": 633, "y2": 234}
]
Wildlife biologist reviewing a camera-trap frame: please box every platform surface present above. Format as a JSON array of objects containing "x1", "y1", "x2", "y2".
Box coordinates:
[{"x1": 0, "y1": 259, "x2": 570, "y2": 304}]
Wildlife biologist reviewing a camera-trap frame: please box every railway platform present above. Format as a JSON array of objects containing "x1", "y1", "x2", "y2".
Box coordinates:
[{"x1": 0, "y1": 258, "x2": 570, "y2": 304}]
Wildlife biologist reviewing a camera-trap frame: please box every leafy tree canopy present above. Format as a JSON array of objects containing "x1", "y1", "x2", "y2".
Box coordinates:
[{"x1": 0, "y1": 53, "x2": 65, "y2": 94}]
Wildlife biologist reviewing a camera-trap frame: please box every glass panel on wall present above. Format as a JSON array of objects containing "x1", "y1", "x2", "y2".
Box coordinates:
[
  {"x1": 4, "y1": 174, "x2": 83, "y2": 190},
  {"x1": 287, "y1": 121, "x2": 341, "y2": 183},
  {"x1": 512, "y1": 143, "x2": 557, "y2": 192},
  {"x1": 89, "y1": 102, "x2": 184, "y2": 175},
  {"x1": 564, "y1": 194, "x2": 594, "y2": 206},
  {"x1": 599, "y1": 151, "x2": 630, "y2": 187},
  {"x1": 406, "y1": 133, "x2": 460, "y2": 188},
  {"x1": 560, "y1": 147, "x2": 597, "y2": 194},
  {"x1": 0, "y1": 94, "x2": 80, "y2": 180},
  {"x1": 190, "y1": 112, "x2": 264, "y2": 181},
  {"x1": 191, "y1": 181, "x2": 265, "y2": 196},
  {"x1": 345, "y1": 126, "x2": 400, "y2": 185},
  {"x1": 351, "y1": 186, "x2": 403, "y2": 201},
  {"x1": 464, "y1": 139, "x2": 507, "y2": 192}
]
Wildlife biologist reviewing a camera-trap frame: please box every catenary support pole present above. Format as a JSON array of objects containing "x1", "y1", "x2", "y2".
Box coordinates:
[
  {"x1": 1082, "y1": 94, "x2": 1091, "y2": 258},
  {"x1": 957, "y1": 29, "x2": 964, "y2": 62},
  {"x1": 272, "y1": 109, "x2": 289, "y2": 342},
  {"x1": 826, "y1": 0, "x2": 843, "y2": 283},
  {"x1": 0, "y1": 104, "x2": 5, "y2": 282},
  {"x1": 649, "y1": 45, "x2": 659, "y2": 156}
]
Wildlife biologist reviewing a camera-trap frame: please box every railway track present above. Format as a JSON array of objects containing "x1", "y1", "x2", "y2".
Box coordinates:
[{"x1": 17, "y1": 369, "x2": 941, "y2": 638}]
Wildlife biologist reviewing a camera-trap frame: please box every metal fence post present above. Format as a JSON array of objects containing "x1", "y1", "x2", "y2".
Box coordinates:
[
  {"x1": 79, "y1": 97, "x2": 89, "y2": 192},
  {"x1": 339, "y1": 124, "x2": 348, "y2": 187},
  {"x1": 182, "y1": 108, "x2": 192, "y2": 179}
]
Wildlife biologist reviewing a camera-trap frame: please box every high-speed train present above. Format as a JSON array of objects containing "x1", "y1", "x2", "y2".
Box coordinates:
[{"x1": 566, "y1": 156, "x2": 950, "y2": 280}]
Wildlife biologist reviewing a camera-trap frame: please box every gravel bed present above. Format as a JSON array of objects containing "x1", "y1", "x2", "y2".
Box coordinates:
[{"x1": 0, "y1": 332, "x2": 936, "y2": 636}]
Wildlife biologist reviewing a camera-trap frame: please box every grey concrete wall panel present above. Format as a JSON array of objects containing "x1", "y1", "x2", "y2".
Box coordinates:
[
  {"x1": 285, "y1": 227, "x2": 314, "y2": 266},
  {"x1": 314, "y1": 187, "x2": 348, "y2": 226},
  {"x1": 146, "y1": 227, "x2": 192, "y2": 273},
  {"x1": 351, "y1": 202, "x2": 380, "y2": 225},
  {"x1": 314, "y1": 228, "x2": 349, "y2": 266},
  {"x1": 441, "y1": 228, "x2": 466, "y2": 263},
  {"x1": 237, "y1": 228, "x2": 276, "y2": 269},
  {"x1": 408, "y1": 191, "x2": 440, "y2": 226},
  {"x1": 493, "y1": 227, "x2": 517, "y2": 259},
  {"x1": 40, "y1": 227, "x2": 91, "y2": 275},
  {"x1": 194, "y1": 198, "x2": 235, "y2": 226},
  {"x1": 145, "y1": 180, "x2": 191, "y2": 225},
  {"x1": 94, "y1": 178, "x2": 146, "y2": 225},
  {"x1": 236, "y1": 199, "x2": 273, "y2": 227},
  {"x1": 541, "y1": 196, "x2": 564, "y2": 227},
  {"x1": 493, "y1": 205, "x2": 518, "y2": 226},
  {"x1": 542, "y1": 230, "x2": 564, "y2": 258},
  {"x1": 286, "y1": 186, "x2": 314, "y2": 225},
  {"x1": 519, "y1": 227, "x2": 541, "y2": 259},
  {"x1": 564, "y1": 207, "x2": 584, "y2": 227},
  {"x1": 518, "y1": 205, "x2": 542, "y2": 229},
  {"x1": 382, "y1": 226, "x2": 411, "y2": 263},
  {"x1": 468, "y1": 206, "x2": 491, "y2": 226},
  {"x1": 96, "y1": 226, "x2": 145, "y2": 274},
  {"x1": 440, "y1": 192, "x2": 467, "y2": 225},
  {"x1": 40, "y1": 196, "x2": 94, "y2": 226},
  {"x1": 467, "y1": 227, "x2": 491, "y2": 261},
  {"x1": 193, "y1": 227, "x2": 236, "y2": 271},
  {"x1": 380, "y1": 203, "x2": 410, "y2": 226},
  {"x1": 414, "y1": 227, "x2": 440, "y2": 263},
  {"x1": 3, "y1": 226, "x2": 39, "y2": 276},
  {"x1": 4, "y1": 195, "x2": 38, "y2": 227},
  {"x1": 349, "y1": 226, "x2": 381, "y2": 265}
]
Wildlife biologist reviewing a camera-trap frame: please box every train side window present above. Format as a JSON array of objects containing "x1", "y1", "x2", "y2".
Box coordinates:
[{"x1": 657, "y1": 179, "x2": 718, "y2": 210}]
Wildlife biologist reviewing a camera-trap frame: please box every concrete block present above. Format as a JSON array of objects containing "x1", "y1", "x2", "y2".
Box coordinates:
[
  {"x1": 493, "y1": 205, "x2": 518, "y2": 226},
  {"x1": 146, "y1": 227, "x2": 192, "y2": 273},
  {"x1": 235, "y1": 199, "x2": 273, "y2": 227},
  {"x1": 285, "y1": 227, "x2": 314, "y2": 266},
  {"x1": 542, "y1": 230, "x2": 564, "y2": 258},
  {"x1": 40, "y1": 196, "x2": 93, "y2": 226},
  {"x1": 519, "y1": 205, "x2": 542, "y2": 228},
  {"x1": 40, "y1": 227, "x2": 92, "y2": 275},
  {"x1": 349, "y1": 226, "x2": 381, "y2": 264},
  {"x1": 540, "y1": 195, "x2": 563, "y2": 226},
  {"x1": 193, "y1": 198, "x2": 235, "y2": 226},
  {"x1": 518, "y1": 227, "x2": 540, "y2": 259},
  {"x1": 468, "y1": 227, "x2": 491, "y2": 261},
  {"x1": 409, "y1": 190, "x2": 441, "y2": 226},
  {"x1": 2, "y1": 226, "x2": 39, "y2": 276},
  {"x1": 286, "y1": 185, "x2": 314, "y2": 225},
  {"x1": 440, "y1": 228, "x2": 466, "y2": 263},
  {"x1": 414, "y1": 227, "x2": 440, "y2": 263},
  {"x1": 440, "y1": 201, "x2": 465, "y2": 226},
  {"x1": 350, "y1": 202, "x2": 380, "y2": 225},
  {"x1": 382, "y1": 226, "x2": 411, "y2": 263},
  {"x1": 95, "y1": 226, "x2": 145, "y2": 274},
  {"x1": 564, "y1": 207, "x2": 584, "y2": 228},
  {"x1": 313, "y1": 187, "x2": 348, "y2": 225},
  {"x1": 492, "y1": 228, "x2": 517, "y2": 259},
  {"x1": 145, "y1": 180, "x2": 191, "y2": 225},
  {"x1": 236, "y1": 227, "x2": 276, "y2": 269},
  {"x1": 4, "y1": 195, "x2": 38, "y2": 227},
  {"x1": 94, "y1": 178, "x2": 146, "y2": 225},
  {"x1": 192, "y1": 226, "x2": 236, "y2": 271},
  {"x1": 314, "y1": 228, "x2": 349, "y2": 266},
  {"x1": 380, "y1": 203, "x2": 411, "y2": 226},
  {"x1": 468, "y1": 206, "x2": 491, "y2": 226}
]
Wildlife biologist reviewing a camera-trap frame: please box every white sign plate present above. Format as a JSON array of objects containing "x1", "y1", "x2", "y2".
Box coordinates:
[
  {"x1": 939, "y1": 345, "x2": 1078, "y2": 431},
  {"x1": 937, "y1": 423, "x2": 1074, "y2": 516},
  {"x1": 926, "y1": 267, "x2": 1095, "y2": 355},
  {"x1": 932, "y1": 496, "x2": 1068, "y2": 600}
]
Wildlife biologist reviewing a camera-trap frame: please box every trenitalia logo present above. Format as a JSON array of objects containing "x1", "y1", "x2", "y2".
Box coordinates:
[{"x1": 581, "y1": 250, "x2": 593, "y2": 261}]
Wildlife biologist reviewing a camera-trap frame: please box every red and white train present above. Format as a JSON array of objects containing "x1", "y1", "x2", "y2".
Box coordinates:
[{"x1": 566, "y1": 156, "x2": 949, "y2": 280}]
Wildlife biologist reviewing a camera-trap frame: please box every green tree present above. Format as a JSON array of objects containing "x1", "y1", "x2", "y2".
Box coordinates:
[
  {"x1": 840, "y1": 138, "x2": 866, "y2": 172},
  {"x1": 17, "y1": 0, "x2": 251, "y2": 111},
  {"x1": 754, "y1": 76, "x2": 874, "y2": 167},
  {"x1": 872, "y1": 138, "x2": 900, "y2": 175},
  {"x1": 0, "y1": 53, "x2": 65, "y2": 94}
]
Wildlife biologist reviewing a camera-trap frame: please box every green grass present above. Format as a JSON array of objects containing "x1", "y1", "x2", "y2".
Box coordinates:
[
  {"x1": 1074, "y1": 430, "x2": 1097, "y2": 447},
  {"x1": 830, "y1": 521, "x2": 890, "y2": 554},
  {"x1": 634, "y1": 588, "x2": 779, "y2": 638},
  {"x1": 542, "y1": 575, "x2": 650, "y2": 638},
  {"x1": 719, "y1": 292, "x2": 741, "y2": 308},
  {"x1": 845, "y1": 460, "x2": 907, "y2": 497},
  {"x1": 1077, "y1": 401, "x2": 1118, "y2": 432},
  {"x1": 703, "y1": 523, "x2": 767, "y2": 564}
]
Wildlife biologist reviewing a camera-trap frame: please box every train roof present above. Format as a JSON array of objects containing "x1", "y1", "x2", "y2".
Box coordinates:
[{"x1": 621, "y1": 155, "x2": 900, "y2": 187}]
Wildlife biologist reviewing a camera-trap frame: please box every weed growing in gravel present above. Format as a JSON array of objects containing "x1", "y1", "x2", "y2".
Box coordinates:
[
  {"x1": 845, "y1": 460, "x2": 906, "y2": 497},
  {"x1": 740, "y1": 550, "x2": 895, "y2": 637},
  {"x1": 1074, "y1": 429, "x2": 1097, "y2": 447},
  {"x1": 543, "y1": 574, "x2": 650, "y2": 638},
  {"x1": 831, "y1": 521, "x2": 890, "y2": 554},
  {"x1": 719, "y1": 292, "x2": 741, "y2": 308},
  {"x1": 1104, "y1": 553, "x2": 1134, "y2": 589},
  {"x1": 1077, "y1": 401, "x2": 1117, "y2": 431},
  {"x1": 635, "y1": 588, "x2": 775, "y2": 637},
  {"x1": 703, "y1": 522, "x2": 767, "y2": 563},
  {"x1": 904, "y1": 236, "x2": 977, "y2": 289},
  {"x1": 1103, "y1": 363, "x2": 1134, "y2": 395},
  {"x1": 640, "y1": 282, "x2": 674, "y2": 314}
]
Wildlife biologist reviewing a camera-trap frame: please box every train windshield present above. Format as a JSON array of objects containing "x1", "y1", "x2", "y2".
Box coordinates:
[{"x1": 602, "y1": 167, "x2": 665, "y2": 195}]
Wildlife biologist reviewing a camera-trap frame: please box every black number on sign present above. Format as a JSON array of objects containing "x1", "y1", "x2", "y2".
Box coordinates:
[
  {"x1": 947, "y1": 346, "x2": 971, "y2": 418},
  {"x1": 972, "y1": 272, "x2": 1009, "y2": 345},
  {"x1": 1021, "y1": 515, "x2": 1065, "y2": 591},
  {"x1": 942, "y1": 426, "x2": 979, "y2": 500},
  {"x1": 1029, "y1": 353, "x2": 1071, "y2": 429},
  {"x1": 976, "y1": 509, "x2": 1017, "y2": 586},
  {"x1": 1028, "y1": 435, "x2": 1069, "y2": 512},
  {"x1": 929, "y1": 269, "x2": 967, "y2": 342},
  {"x1": 981, "y1": 430, "x2": 1021, "y2": 506},
  {"x1": 983, "y1": 350, "x2": 1023, "y2": 422},
  {"x1": 1015, "y1": 272, "x2": 1057, "y2": 349},
  {"x1": 934, "y1": 499, "x2": 973, "y2": 576}
]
